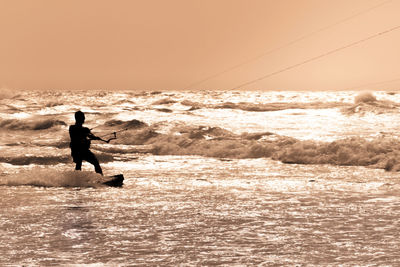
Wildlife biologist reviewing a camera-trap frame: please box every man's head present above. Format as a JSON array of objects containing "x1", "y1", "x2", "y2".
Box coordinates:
[{"x1": 75, "y1": 111, "x2": 85, "y2": 125}]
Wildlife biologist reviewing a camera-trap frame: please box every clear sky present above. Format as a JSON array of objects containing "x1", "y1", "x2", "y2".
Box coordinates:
[{"x1": 0, "y1": 0, "x2": 399, "y2": 91}]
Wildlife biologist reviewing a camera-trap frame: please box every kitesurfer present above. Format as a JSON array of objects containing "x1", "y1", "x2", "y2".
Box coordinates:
[{"x1": 69, "y1": 111, "x2": 103, "y2": 175}]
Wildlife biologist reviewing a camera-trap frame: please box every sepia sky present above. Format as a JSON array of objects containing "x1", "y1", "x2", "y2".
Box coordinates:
[{"x1": 0, "y1": 0, "x2": 400, "y2": 91}]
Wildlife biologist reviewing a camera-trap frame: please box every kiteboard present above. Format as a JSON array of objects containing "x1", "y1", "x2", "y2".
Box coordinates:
[{"x1": 101, "y1": 174, "x2": 124, "y2": 187}]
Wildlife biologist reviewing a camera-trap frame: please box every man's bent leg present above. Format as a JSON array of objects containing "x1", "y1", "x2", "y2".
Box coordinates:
[{"x1": 85, "y1": 151, "x2": 103, "y2": 175}]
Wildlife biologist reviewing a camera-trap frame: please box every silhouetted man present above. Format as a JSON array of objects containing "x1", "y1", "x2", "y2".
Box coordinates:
[{"x1": 69, "y1": 111, "x2": 103, "y2": 175}]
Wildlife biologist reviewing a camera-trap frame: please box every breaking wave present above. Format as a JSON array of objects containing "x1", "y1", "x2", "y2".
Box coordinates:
[
  {"x1": 44, "y1": 100, "x2": 65, "y2": 107},
  {"x1": 215, "y1": 101, "x2": 345, "y2": 112},
  {"x1": 274, "y1": 137, "x2": 399, "y2": 169},
  {"x1": 2, "y1": 117, "x2": 400, "y2": 171},
  {"x1": 109, "y1": 125, "x2": 400, "y2": 170},
  {"x1": 180, "y1": 92, "x2": 400, "y2": 115},
  {"x1": 104, "y1": 119, "x2": 147, "y2": 129},
  {"x1": 342, "y1": 100, "x2": 399, "y2": 115},
  {"x1": 4, "y1": 123, "x2": 398, "y2": 171},
  {"x1": 114, "y1": 128, "x2": 160, "y2": 145},
  {"x1": 0, "y1": 169, "x2": 107, "y2": 187},
  {"x1": 0, "y1": 118, "x2": 66, "y2": 131},
  {"x1": 342, "y1": 91, "x2": 400, "y2": 115},
  {"x1": 0, "y1": 88, "x2": 18, "y2": 99},
  {"x1": 3, "y1": 90, "x2": 400, "y2": 172},
  {"x1": 181, "y1": 100, "x2": 348, "y2": 112},
  {"x1": 152, "y1": 98, "x2": 177, "y2": 105},
  {"x1": 354, "y1": 91, "x2": 377, "y2": 104}
]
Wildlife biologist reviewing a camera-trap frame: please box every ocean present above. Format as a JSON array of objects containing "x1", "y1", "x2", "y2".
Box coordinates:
[{"x1": 2, "y1": 90, "x2": 400, "y2": 265}]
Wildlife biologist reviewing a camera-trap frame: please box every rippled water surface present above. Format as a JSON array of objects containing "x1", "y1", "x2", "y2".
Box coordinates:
[
  {"x1": 2, "y1": 90, "x2": 400, "y2": 265},
  {"x1": 2, "y1": 156, "x2": 400, "y2": 266}
]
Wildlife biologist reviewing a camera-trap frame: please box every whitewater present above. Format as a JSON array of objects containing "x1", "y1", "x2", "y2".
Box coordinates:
[{"x1": 2, "y1": 90, "x2": 400, "y2": 265}]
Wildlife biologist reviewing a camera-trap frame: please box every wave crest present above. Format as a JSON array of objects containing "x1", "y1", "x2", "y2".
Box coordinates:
[
  {"x1": 181, "y1": 100, "x2": 347, "y2": 112},
  {"x1": 0, "y1": 118, "x2": 66, "y2": 131},
  {"x1": 105, "y1": 119, "x2": 147, "y2": 129},
  {"x1": 122, "y1": 125, "x2": 399, "y2": 170},
  {"x1": 152, "y1": 98, "x2": 177, "y2": 105},
  {"x1": 0, "y1": 88, "x2": 18, "y2": 99},
  {"x1": 273, "y1": 137, "x2": 393, "y2": 167},
  {"x1": 354, "y1": 91, "x2": 377, "y2": 104},
  {"x1": 342, "y1": 92, "x2": 400, "y2": 115},
  {"x1": 342, "y1": 101, "x2": 399, "y2": 115}
]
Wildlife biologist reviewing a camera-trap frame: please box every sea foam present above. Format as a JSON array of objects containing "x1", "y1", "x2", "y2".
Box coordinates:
[
  {"x1": 0, "y1": 169, "x2": 105, "y2": 187},
  {"x1": 115, "y1": 125, "x2": 399, "y2": 170}
]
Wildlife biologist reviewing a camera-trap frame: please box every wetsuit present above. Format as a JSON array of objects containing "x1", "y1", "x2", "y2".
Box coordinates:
[{"x1": 69, "y1": 124, "x2": 103, "y2": 175}]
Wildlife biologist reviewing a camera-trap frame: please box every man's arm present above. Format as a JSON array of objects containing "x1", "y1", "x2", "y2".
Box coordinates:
[
  {"x1": 87, "y1": 128, "x2": 116, "y2": 143},
  {"x1": 88, "y1": 131, "x2": 101, "y2": 141}
]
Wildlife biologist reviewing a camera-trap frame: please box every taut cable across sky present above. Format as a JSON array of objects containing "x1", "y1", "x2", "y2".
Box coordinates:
[
  {"x1": 230, "y1": 23, "x2": 400, "y2": 90},
  {"x1": 182, "y1": 0, "x2": 393, "y2": 91},
  {"x1": 1, "y1": 0, "x2": 399, "y2": 90}
]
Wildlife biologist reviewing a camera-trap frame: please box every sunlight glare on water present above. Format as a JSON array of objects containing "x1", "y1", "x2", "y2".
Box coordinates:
[
  {"x1": 3, "y1": 157, "x2": 400, "y2": 265},
  {"x1": 2, "y1": 90, "x2": 400, "y2": 265}
]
